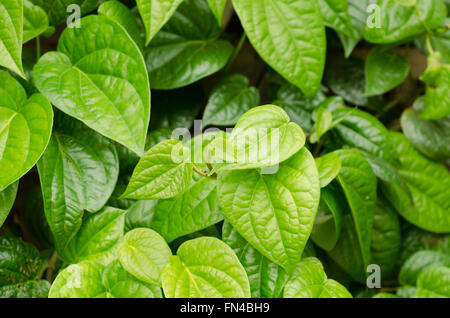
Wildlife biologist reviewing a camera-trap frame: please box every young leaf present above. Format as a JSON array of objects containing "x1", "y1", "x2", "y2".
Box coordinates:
[
  {"x1": 315, "y1": 152, "x2": 342, "y2": 188},
  {"x1": 217, "y1": 148, "x2": 320, "y2": 274},
  {"x1": 364, "y1": 46, "x2": 410, "y2": 97},
  {"x1": 33, "y1": 15, "x2": 150, "y2": 155},
  {"x1": 206, "y1": 0, "x2": 227, "y2": 26},
  {"x1": 117, "y1": 228, "x2": 172, "y2": 286},
  {"x1": 283, "y1": 257, "x2": 352, "y2": 298},
  {"x1": 161, "y1": 237, "x2": 251, "y2": 297},
  {"x1": 136, "y1": 0, "x2": 184, "y2": 45},
  {"x1": 0, "y1": 71, "x2": 53, "y2": 191},
  {"x1": 202, "y1": 74, "x2": 260, "y2": 127},
  {"x1": 145, "y1": 0, "x2": 233, "y2": 90},
  {"x1": 23, "y1": 0, "x2": 51, "y2": 43},
  {"x1": 318, "y1": 0, "x2": 354, "y2": 37},
  {"x1": 232, "y1": 0, "x2": 326, "y2": 96},
  {"x1": 414, "y1": 266, "x2": 450, "y2": 298},
  {"x1": 222, "y1": 220, "x2": 288, "y2": 298},
  {"x1": 0, "y1": 182, "x2": 18, "y2": 227},
  {"x1": 37, "y1": 124, "x2": 119, "y2": 258},
  {"x1": 121, "y1": 140, "x2": 193, "y2": 200},
  {"x1": 399, "y1": 250, "x2": 450, "y2": 286},
  {"x1": 0, "y1": 0, "x2": 25, "y2": 78}
]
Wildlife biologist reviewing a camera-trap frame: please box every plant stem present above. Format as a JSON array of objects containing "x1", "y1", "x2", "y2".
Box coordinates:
[
  {"x1": 45, "y1": 250, "x2": 59, "y2": 282},
  {"x1": 425, "y1": 35, "x2": 435, "y2": 55},
  {"x1": 36, "y1": 36, "x2": 41, "y2": 62},
  {"x1": 313, "y1": 138, "x2": 324, "y2": 157},
  {"x1": 376, "y1": 99, "x2": 400, "y2": 119},
  {"x1": 415, "y1": 4, "x2": 433, "y2": 35},
  {"x1": 224, "y1": 33, "x2": 246, "y2": 74},
  {"x1": 193, "y1": 164, "x2": 217, "y2": 179},
  {"x1": 37, "y1": 263, "x2": 50, "y2": 280}
]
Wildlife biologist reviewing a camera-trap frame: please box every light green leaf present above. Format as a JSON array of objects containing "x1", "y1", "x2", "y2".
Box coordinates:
[
  {"x1": 121, "y1": 140, "x2": 193, "y2": 200},
  {"x1": 23, "y1": 0, "x2": 51, "y2": 43},
  {"x1": 318, "y1": 0, "x2": 354, "y2": 37},
  {"x1": 395, "y1": 0, "x2": 417, "y2": 6},
  {"x1": 32, "y1": 15, "x2": 150, "y2": 155},
  {"x1": 414, "y1": 266, "x2": 450, "y2": 298},
  {"x1": 206, "y1": 0, "x2": 227, "y2": 26},
  {"x1": 202, "y1": 74, "x2": 260, "y2": 127},
  {"x1": 0, "y1": 71, "x2": 53, "y2": 191},
  {"x1": 364, "y1": 46, "x2": 410, "y2": 97},
  {"x1": 136, "y1": 0, "x2": 184, "y2": 45},
  {"x1": 217, "y1": 147, "x2": 320, "y2": 273},
  {"x1": 0, "y1": 0, "x2": 25, "y2": 78},
  {"x1": 315, "y1": 152, "x2": 342, "y2": 188},
  {"x1": 283, "y1": 257, "x2": 352, "y2": 298},
  {"x1": 161, "y1": 237, "x2": 251, "y2": 298},
  {"x1": 117, "y1": 228, "x2": 172, "y2": 286},
  {"x1": 399, "y1": 250, "x2": 450, "y2": 286},
  {"x1": 310, "y1": 107, "x2": 333, "y2": 143},
  {"x1": 232, "y1": 0, "x2": 326, "y2": 96},
  {"x1": 145, "y1": 0, "x2": 233, "y2": 90},
  {"x1": 0, "y1": 182, "x2": 18, "y2": 227}
]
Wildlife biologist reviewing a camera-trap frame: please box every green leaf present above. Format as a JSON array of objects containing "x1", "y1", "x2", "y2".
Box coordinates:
[
  {"x1": 310, "y1": 107, "x2": 333, "y2": 144},
  {"x1": 414, "y1": 266, "x2": 450, "y2": 298},
  {"x1": 372, "y1": 292, "x2": 400, "y2": 298},
  {"x1": 64, "y1": 207, "x2": 125, "y2": 263},
  {"x1": 395, "y1": 0, "x2": 417, "y2": 6},
  {"x1": 364, "y1": 0, "x2": 447, "y2": 44},
  {"x1": 222, "y1": 220, "x2": 288, "y2": 298},
  {"x1": 401, "y1": 105, "x2": 450, "y2": 161},
  {"x1": 161, "y1": 237, "x2": 251, "y2": 297},
  {"x1": 0, "y1": 182, "x2": 18, "y2": 227},
  {"x1": 32, "y1": 15, "x2": 150, "y2": 155},
  {"x1": 145, "y1": 0, "x2": 233, "y2": 90},
  {"x1": 399, "y1": 250, "x2": 450, "y2": 286},
  {"x1": 381, "y1": 132, "x2": 450, "y2": 233},
  {"x1": 121, "y1": 140, "x2": 193, "y2": 200},
  {"x1": 125, "y1": 200, "x2": 157, "y2": 232},
  {"x1": 232, "y1": 0, "x2": 326, "y2": 96},
  {"x1": 202, "y1": 74, "x2": 260, "y2": 127},
  {"x1": 371, "y1": 198, "x2": 401, "y2": 279},
  {"x1": 117, "y1": 228, "x2": 172, "y2": 286},
  {"x1": 364, "y1": 46, "x2": 410, "y2": 97},
  {"x1": 98, "y1": 0, "x2": 143, "y2": 47},
  {"x1": 49, "y1": 260, "x2": 162, "y2": 298},
  {"x1": 0, "y1": 0, "x2": 25, "y2": 78},
  {"x1": 318, "y1": 0, "x2": 354, "y2": 37},
  {"x1": 0, "y1": 280, "x2": 50, "y2": 298},
  {"x1": 23, "y1": 0, "x2": 51, "y2": 43},
  {"x1": 37, "y1": 122, "x2": 119, "y2": 258},
  {"x1": 315, "y1": 152, "x2": 342, "y2": 188},
  {"x1": 0, "y1": 71, "x2": 53, "y2": 191},
  {"x1": 30, "y1": 0, "x2": 102, "y2": 25},
  {"x1": 415, "y1": 18, "x2": 450, "y2": 64},
  {"x1": 136, "y1": 0, "x2": 184, "y2": 45},
  {"x1": 206, "y1": 0, "x2": 227, "y2": 26},
  {"x1": 283, "y1": 257, "x2": 352, "y2": 298},
  {"x1": 218, "y1": 147, "x2": 320, "y2": 273}
]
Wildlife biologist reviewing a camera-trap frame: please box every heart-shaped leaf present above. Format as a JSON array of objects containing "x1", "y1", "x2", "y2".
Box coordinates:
[{"x1": 23, "y1": 0, "x2": 51, "y2": 43}]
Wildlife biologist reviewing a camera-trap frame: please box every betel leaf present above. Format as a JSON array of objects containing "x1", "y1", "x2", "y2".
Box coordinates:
[
  {"x1": 217, "y1": 147, "x2": 320, "y2": 274},
  {"x1": 309, "y1": 107, "x2": 333, "y2": 144},
  {"x1": 64, "y1": 207, "x2": 126, "y2": 263},
  {"x1": 145, "y1": 0, "x2": 233, "y2": 90},
  {"x1": 0, "y1": 0, "x2": 25, "y2": 78},
  {"x1": 364, "y1": 46, "x2": 410, "y2": 97},
  {"x1": 364, "y1": 0, "x2": 447, "y2": 44},
  {"x1": 401, "y1": 106, "x2": 450, "y2": 161},
  {"x1": 318, "y1": 0, "x2": 354, "y2": 37},
  {"x1": 23, "y1": 0, "x2": 51, "y2": 44},
  {"x1": 210, "y1": 105, "x2": 306, "y2": 171},
  {"x1": 124, "y1": 200, "x2": 157, "y2": 232},
  {"x1": 206, "y1": 0, "x2": 227, "y2": 26},
  {"x1": 0, "y1": 280, "x2": 50, "y2": 298},
  {"x1": 136, "y1": 0, "x2": 184, "y2": 45},
  {"x1": 202, "y1": 74, "x2": 260, "y2": 127},
  {"x1": 0, "y1": 235, "x2": 42, "y2": 286},
  {"x1": 413, "y1": 266, "x2": 450, "y2": 298},
  {"x1": 222, "y1": 220, "x2": 288, "y2": 298},
  {"x1": 0, "y1": 71, "x2": 53, "y2": 191},
  {"x1": 232, "y1": 0, "x2": 326, "y2": 97},
  {"x1": 49, "y1": 260, "x2": 162, "y2": 298},
  {"x1": 37, "y1": 122, "x2": 119, "y2": 258},
  {"x1": 283, "y1": 257, "x2": 352, "y2": 298},
  {"x1": 32, "y1": 15, "x2": 150, "y2": 155},
  {"x1": 0, "y1": 182, "x2": 18, "y2": 227},
  {"x1": 315, "y1": 152, "x2": 342, "y2": 188},
  {"x1": 98, "y1": 0, "x2": 143, "y2": 47},
  {"x1": 121, "y1": 140, "x2": 193, "y2": 200},
  {"x1": 399, "y1": 250, "x2": 450, "y2": 286},
  {"x1": 382, "y1": 132, "x2": 450, "y2": 233},
  {"x1": 117, "y1": 228, "x2": 172, "y2": 286},
  {"x1": 161, "y1": 237, "x2": 251, "y2": 298}
]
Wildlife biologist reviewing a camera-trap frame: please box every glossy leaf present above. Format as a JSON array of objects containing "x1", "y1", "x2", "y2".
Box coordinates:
[
  {"x1": 202, "y1": 74, "x2": 260, "y2": 127},
  {"x1": 414, "y1": 266, "x2": 450, "y2": 298},
  {"x1": 23, "y1": 0, "x2": 51, "y2": 43},
  {"x1": 121, "y1": 140, "x2": 193, "y2": 200},
  {"x1": 310, "y1": 107, "x2": 333, "y2": 143},
  {"x1": 0, "y1": 182, "x2": 18, "y2": 227},
  {"x1": 145, "y1": 0, "x2": 233, "y2": 90},
  {"x1": 218, "y1": 148, "x2": 320, "y2": 273},
  {"x1": 315, "y1": 152, "x2": 341, "y2": 188},
  {"x1": 117, "y1": 228, "x2": 172, "y2": 286},
  {"x1": 399, "y1": 250, "x2": 450, "y2": 286},
  {"x1": 206, "y1": 0, "x2": 227, "y2": 26},
  {"x1": 33, "y1": 15, "x2": 150, "y2": 155},
  {"x1": 0, "y1": 71, "x2": 53, "y2": 191},
  {"x1": 232, "y1": 0, "x2": 326, "y2": 96},
  {"x1": 318, "y1": 0, "x2": 354, "y2": 37},
  {"x1": 161, "y1": 237, "x2": 251, "y2": 298}
]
